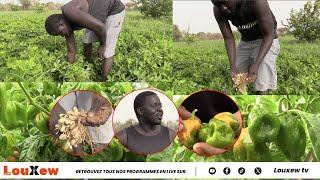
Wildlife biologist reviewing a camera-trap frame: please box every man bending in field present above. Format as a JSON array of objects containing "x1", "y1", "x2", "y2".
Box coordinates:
[
  {"x1": 211, "y1": 0, "x2": 280, "y2": 94},
  {"x1": 45, "y1": 0, "x2": 125, "y2": 80}
]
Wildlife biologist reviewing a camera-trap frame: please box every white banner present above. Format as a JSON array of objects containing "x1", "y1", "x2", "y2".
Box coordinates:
[{"x1": 0, "y1": 162, "x2": 319, "y2": 179}]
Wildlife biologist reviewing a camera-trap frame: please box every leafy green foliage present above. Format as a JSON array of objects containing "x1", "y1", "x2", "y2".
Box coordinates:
[
  {"x1": 0, "y1": 133, "x2": 17, "y2": 157},
  {"x1": 183, "y1": 32, "x2": 197, "y2": 44},
  {"x1": 10, "y1": 4, "x2": 20, "y2": 11},
  {"x1": 0, "y1": 10, "x2": 172, "y2": 82},
  {"x1": 33, "y1": 3, "x2": 46, "y2": 13},
  {"x1": 286, "y1": 0, "x2": 320, "y2": 41},
  {"x1": 1, "y1": 82, "x2": 319, "y2": 162},
  {"x1": 134, "y1": 0, "x2": 172, "y2": 18},
  {"x1": 83, "y1": 139, "x2": 124, "y2": 162},
  {"x1": 299, "y1": 113, "x2": 320, "y2": 161},
  {"x1": 173, "y1": 36, "x2": 320, "y2": 94},
  {"x1": 0, "y1": 82, "x2": 174, "y2": 162},
  {"x1": 19, "y1": 0, "x2": 32, "y2": 10}
]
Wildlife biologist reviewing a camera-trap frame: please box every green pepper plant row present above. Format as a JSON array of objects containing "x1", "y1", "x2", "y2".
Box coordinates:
[
  {"x1": 173, "y1": 36, "x2": 320, "y2": 95},
  {"x1": 233, "y1": 108, "x2": 307, "y2": 162},
  {"x1": 0, "y1": 11, "x2": 172, "y2": 82},
  {"x1": 0, "y1": 83, "x2": 320, "y2": 162},
  {"x1": 0, "y1": 82, "x2": 148, "y2": 162},
  {"x1": 148, "y1": 95, "x2": 320, "y2": 162}
]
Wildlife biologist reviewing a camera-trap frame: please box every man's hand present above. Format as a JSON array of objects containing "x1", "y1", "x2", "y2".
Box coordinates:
[
  {"x1": 180, "y1": 110, "x2": 242, "y2": 157},
  {"x1": 80, "y1": 112, "x2": 104, "y2": 127},
  {"x1": 231, "y1": 67, "x2": 238, "y2": 82},
  {"x1": 178, "y1": 106, "x2": 201, "y2": 122},
  {"x1": 248, "y1": 63, "x2": 259, "y2": 82},
  {"x1": 193, "y1": 138, "x2": 237, "y2": 157},
  {"x1": 193, "y1": 142, "x2": 227, "y2": 156},
  {"x1": 97, "y1": 26, "x2": 107, "y2": 58},
  {"x1": 98, "y1": 44, "x2": 106, "y2": 59},
  {"x1": 67, "y1": 51, "x2": 75, "y2": 63},
  {"x1": 81, "y1": 106, "x2": 112, "y2": 127}
]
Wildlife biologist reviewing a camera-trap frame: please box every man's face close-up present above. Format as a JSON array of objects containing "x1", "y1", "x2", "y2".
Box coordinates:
[
  {"x1": 140, "y1": 95, "x2": 163, "y2": 125},
  {"x1": 57, "y1": 20, "x2": 71, "y2": 37}
]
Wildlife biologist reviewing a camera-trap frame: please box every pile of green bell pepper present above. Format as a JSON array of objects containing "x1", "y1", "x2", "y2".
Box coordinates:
[
  {"x1": 178, "y1": 111, "x2": 240, "y2": 150},
  {"x1": 235, "y1": 108, "x2": 307, "y2": 162}
]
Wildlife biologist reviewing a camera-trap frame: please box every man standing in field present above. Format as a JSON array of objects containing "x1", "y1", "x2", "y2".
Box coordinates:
[
  {"x1": 212, "y1": 0, "x2": 280, "y2": 94},
  {"x1": 45, "y1": 0, "x2": 125, "y2": 80}
]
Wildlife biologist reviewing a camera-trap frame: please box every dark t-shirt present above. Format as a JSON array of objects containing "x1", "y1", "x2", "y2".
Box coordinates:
[
  {"x1": 227, "y1": 0, "x2": 278, "y2": 41},
  {"x1": 88, "y1": 0, "x2": 125, "y2": 22},
  {"x1": 117, "y1": 125, "x2": 175, "y2": 154},
  {"x1": 70, "y1": 23, "x2": 83, "y2": 31},
  {"x1": 63, "y1": 0, "x2": 125, "y2": 30}
]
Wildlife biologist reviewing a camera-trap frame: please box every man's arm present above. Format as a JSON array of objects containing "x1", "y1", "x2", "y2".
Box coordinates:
[
  {"x1": 214, "y1": 6, "x2": 237, "y2": 74},
  {"x1": 249, "y1": 0, "x2": 274, "y2": 74},
  {"x1": 62, "y1": 3, "x2": 106, "y2": 45},
  {"x1": 65, "y1": 32, "x2": 76, "y2": 63}
]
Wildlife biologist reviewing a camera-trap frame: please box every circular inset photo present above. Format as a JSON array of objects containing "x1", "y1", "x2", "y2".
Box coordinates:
[
  {"x1": 177, "y1": 90, "x2": 242, "y2": 157},
  {"x1": 113, "y1": 89, "x2": 179, "y2": 155},
  {"x1": 49, "y1": 90, "x2": 114, "y2": 156}
]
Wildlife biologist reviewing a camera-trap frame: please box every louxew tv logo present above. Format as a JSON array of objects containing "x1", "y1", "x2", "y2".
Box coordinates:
[{"x1": 3, "y1": 165, "x2": 59, "y2": 176}]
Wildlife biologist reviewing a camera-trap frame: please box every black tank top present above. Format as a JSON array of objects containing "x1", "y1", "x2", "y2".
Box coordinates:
[
  {"x1": 228, "y1": 0, "x2": 278, "y2": 41},
  {"x1": 127, "y1": 125, "x2": 171, "y2": 154}
]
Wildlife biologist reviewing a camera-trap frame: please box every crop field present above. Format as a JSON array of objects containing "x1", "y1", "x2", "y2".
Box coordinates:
[
  {"x1": 0, "y1": 10, "x2": 172, "y2": 82},
  {"x1": 173, "y1": 36, "x2": 320, "y2": 95},
  {"x1": 0, "y1": 82, "x2": 319, "y2": 162}
]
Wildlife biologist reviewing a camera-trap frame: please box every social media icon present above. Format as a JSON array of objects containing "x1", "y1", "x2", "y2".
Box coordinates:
[
  {"x1": 223, "y1": 167, "x2": 231, "y2": 175},
  {"x1": 254, "y1": 167, "x2": 262, "y2": 175},
  {"x1": 208, "y1": 167, "x2": 216, "y2": 175},
  {"x1": 238, "y1": 167, "x2": 245, "y2": 175}
]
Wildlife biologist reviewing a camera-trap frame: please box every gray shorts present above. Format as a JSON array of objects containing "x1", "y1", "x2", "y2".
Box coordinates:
[
  {"x1": 82, "y1": 10, "x2": 125, "y2": 58},
  {"x1": 236, "y1": 38, "x2": 280, "y2": 91}
]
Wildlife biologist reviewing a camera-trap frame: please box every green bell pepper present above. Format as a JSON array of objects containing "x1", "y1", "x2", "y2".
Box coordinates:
[
  {"x1": 276, "y1": 112, "x2": 306, "y2": 161},
  {"x1": 199, "y1": 119, "x2": 234, "y2": 149},
  {"x1": 248, "y1": 113, "x2": 280, "y2": 143},
  {"x1": 233, "y1": 128, "x2": 272, "y2": 162},
  {"x1": 214, "y1": 112, "x2": 241, "y2": 136},
  {"x1": 2, "y1": 101, "x2": 27, "y2": 130},
  {"x1": 43, "y1": 81, "x2": 60, "y2": 96},
  {"x1": 178, "y1": 109, "x2": 201, "y2": 149},
  {"x1": 34, "y1": 112, "x2": 49, "y2": 134}
]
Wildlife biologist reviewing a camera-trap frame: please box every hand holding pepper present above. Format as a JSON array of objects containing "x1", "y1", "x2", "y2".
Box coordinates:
[
  {"x1": 178, "y1": 107, "x2": 242, "y2": 157},
  {"x1": 178, "y1": 106, "x2": 201, "y2": 122},
  {"x1": 193, "y1": 142, "x2": 227, "y2": 156}
]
